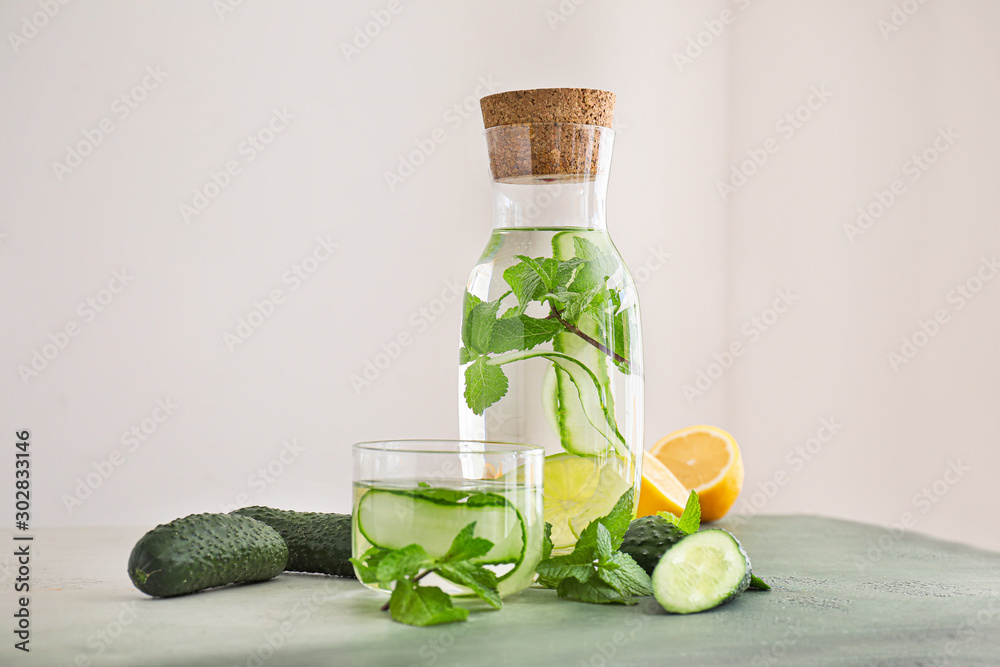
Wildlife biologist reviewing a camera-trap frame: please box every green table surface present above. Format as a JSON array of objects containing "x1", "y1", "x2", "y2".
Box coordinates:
[{"x1": 7, "y1": 516, "x2": 1000, "y2": 666}]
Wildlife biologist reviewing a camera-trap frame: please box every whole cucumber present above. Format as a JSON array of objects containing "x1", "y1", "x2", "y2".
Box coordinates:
[
  {"x1": 128, "y1": 513, "x2": 288, "y2": 597},
  {"x1": 232, "y1": 506, "x2": 354, "y2": 578}
]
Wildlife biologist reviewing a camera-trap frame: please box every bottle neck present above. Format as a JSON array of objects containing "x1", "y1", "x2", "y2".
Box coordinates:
[
  {"x1": 491, "y1": 178, "x2": 608, "y2": 230},
  {"x1": 484, "y1": 122, "x2": 615, "y2": 231}
]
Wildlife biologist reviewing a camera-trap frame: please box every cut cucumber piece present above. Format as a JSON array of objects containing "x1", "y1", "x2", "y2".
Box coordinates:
[
  {"x1": 651, "y1": 529, "x2": 751, "y2": 614},
  {"x1": 551, "y1": 231, "x2": 617, "y2": 457},
  {"x1": 495, "y1": 349, "x2": 628, "y2": 456},
  {"x1": 356, "y1": 489, "x2": 525, "y2": 566}
]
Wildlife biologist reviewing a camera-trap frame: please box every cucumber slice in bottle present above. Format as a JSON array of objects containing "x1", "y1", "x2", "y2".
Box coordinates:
[
  {"x1": 550, "y1": 231, "x2": 617, "y2": 457},
  {"x1": 356, "y1": 489, "x2": 525, "y2": 566},
  {"x1": 651, "y1": 529, "x2": 752, "y2": 614}
]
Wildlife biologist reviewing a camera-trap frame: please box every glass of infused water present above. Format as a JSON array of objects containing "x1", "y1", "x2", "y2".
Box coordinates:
[{"x1": 352, "y1": 440, "x2": 544, "y2": 599}]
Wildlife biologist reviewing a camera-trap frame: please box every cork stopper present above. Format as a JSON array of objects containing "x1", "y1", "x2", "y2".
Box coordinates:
[
  {"x1": 480, "y1": 88, "x2": 615, "y2": 129},
  {"x1": 481, "y1": 88, "x2": 616, "y2": 183}
]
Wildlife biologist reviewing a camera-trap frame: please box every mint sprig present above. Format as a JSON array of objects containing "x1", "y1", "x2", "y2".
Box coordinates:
[
  {"x1": 656, "y1": 490, "x2": 701, "y2": 535},
  {"x1": 534, "y1": 489, "x2": 653, "y2": 605},
  {"x1": 350, "y1": 521, "x2": 501, "y2": 627},
  {"x1": 460, "y1": 238, "x2": 636, "y2": 418}
]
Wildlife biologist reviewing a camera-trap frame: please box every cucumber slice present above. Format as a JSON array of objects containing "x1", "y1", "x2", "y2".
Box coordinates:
[
  {"x1": 651, "y1": 529, "x2": 751, "y2": 614},
  {"x1": 551, "y1": 232, "x2": 617, "y2": 457},
  {"x1": 356, "y1": 489, "x2": 525, "y2": 566},
  {"x1": 495, "y1": 349, "x2": 628, "y2": 456}
]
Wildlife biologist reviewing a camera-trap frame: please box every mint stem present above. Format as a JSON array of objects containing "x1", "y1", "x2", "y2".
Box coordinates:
[
  {"x1": 547, "y1": 307, "x2": 631, "y2": 372},
  {"x1": 381, "y1": 569, "x2": 434, "y2": 612}
]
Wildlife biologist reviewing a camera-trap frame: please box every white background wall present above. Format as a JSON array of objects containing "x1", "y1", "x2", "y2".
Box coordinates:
[{"x1": 2, "y1": 0, "x2": 997, "y2": 552}]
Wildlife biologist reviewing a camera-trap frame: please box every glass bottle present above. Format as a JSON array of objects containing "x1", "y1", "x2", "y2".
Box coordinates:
[{"x1": 458, "y1": 88, "x2": 644, "y2": 552}]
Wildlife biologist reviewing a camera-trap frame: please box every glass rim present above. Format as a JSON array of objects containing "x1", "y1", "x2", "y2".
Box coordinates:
[{"x1": 352, "y1": 439, "x2": 544, "y2": 455}]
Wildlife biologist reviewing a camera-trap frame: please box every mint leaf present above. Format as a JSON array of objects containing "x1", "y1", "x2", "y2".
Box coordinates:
[
  {"x1": 611, "y1": 306, "x2": 630, "y2": 374},
  {"x1": 410, "y1": 487, "x2": 472, "y2": 504},
  {"x1": 461, "y1": 293, "x2": 482, "y2": 350},
  {"x1": 487, "y1": 315, "x2": 561, "y2": 353},
  {"x1": 389, "y1": 579, "x2": 469, "y2": 626},
  {"x1": 596, "y1": 552, "x2": 653, "y2": 597},
  {"x1": 658, "y1": 490, "x2": 701, "y2": 535},
  {"x1": 459, "y1": 347, "x2": 475, "y2": 365},
  {"x1": 535, "y1": 553, "x2": 595, "y2": 585},
  {"x1": 555, "y1": 257, "x2": 586, "y2": 288},
  {"x1": 514, "y1": 255, "x2": 560, "y2": 291},
  {"x1": 437, "y1": 561, "x2": 502, "y2": 609},
  {"x1": 375, "y1": 544, "x2": 429, "y2": 583},
  {"x1": 542, "y1": 523, "x2": 553, "y2": 560},
  {"x1": 464, "y1": 492, "x2": 509, "y2": 508},
  {"x1": 349, "y1": 546, "x2": 390, "y2": 584},
  {"x1": 749, "y1": 574, "x2": 771, "y2": 591},
  {"x1": 557, "y1": 575, "x2": 635, "y2": 605},
  {"x1": 440, "y1": 522, "x2": 494, "y2": 562},
  {"x1": 573, "y1": 236, "x2": 602, "y2": 261},
  {"x1": 468, "y1": 299, "x2": 502, "y2": 354},
  {"x1": 677, "y1": 490, "x2": 701, "y2": 534},
  {"x1": 593, "y1": 523, "x2": 613, "y2": 565},
  {"x1": 503, "y1": 261, "x2": 546, "y2": 306},
  {"x1": 464, "y1": 356, "x2": 509, "y2": 415},
  {"x1": 576, "y1": 488, "x2": 635, "y2": 552}
]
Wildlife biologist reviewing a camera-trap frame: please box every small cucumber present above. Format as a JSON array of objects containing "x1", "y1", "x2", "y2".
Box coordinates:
[
  {"x1": 620, "y1": 515, "x2": 687, "y2": 575},
  {"x1": 651, "y1": 529, "x2": 751, "y2": 614},
  {"x1": 231, "y1": 506, "x2": 354, "y2": 578},
  {"x1": 128, "y1": 513, "x2": 287, "y2": 597}
]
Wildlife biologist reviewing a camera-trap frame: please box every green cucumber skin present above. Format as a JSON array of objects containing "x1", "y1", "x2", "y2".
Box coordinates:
[
  {"x1": 651, "y1": 529, "x2": 752, "y2": 614},
  {"x1": 128, "y1": 513, "x2": 288, "y2": 597},
  {"x1": 232, "y1": 506, "x2": 355, "y2": 578},
  {"x1": 620, "y1": 515, "x2": 686, "y2": 575}
]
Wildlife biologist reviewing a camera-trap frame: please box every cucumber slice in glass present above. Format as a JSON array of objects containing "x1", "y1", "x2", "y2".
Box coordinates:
[{"x1": 356, "y1": 489, "x2": 525, "y2": 566}]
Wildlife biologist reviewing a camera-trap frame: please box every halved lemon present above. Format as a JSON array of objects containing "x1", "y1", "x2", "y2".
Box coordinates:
[
  {"x1": 648, "y1": 425, "x2": 744, "y2": 522},
  {"x1": 636, "y1": 451, "x2": 688, "y2": 519}
]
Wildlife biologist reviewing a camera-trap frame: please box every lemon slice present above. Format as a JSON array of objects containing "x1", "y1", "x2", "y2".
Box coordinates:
[{"x1": 544, "y1": 453, "x2": 630, "y2": 550}]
